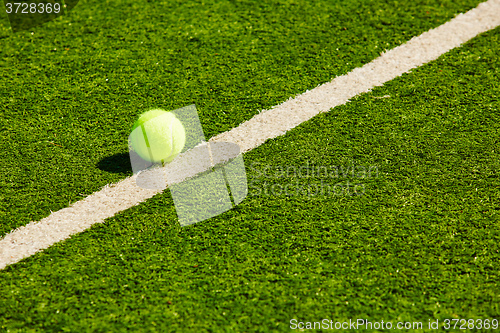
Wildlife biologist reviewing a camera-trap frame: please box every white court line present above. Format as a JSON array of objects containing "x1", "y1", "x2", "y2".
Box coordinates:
[{"x1": 1, "y1": 0, "x2": 499, "y2": 270}]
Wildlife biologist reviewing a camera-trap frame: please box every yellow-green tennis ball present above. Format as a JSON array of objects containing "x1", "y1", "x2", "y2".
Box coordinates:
[{"x1": 130, "y1": 109, "x2": 186, "y2": 163}]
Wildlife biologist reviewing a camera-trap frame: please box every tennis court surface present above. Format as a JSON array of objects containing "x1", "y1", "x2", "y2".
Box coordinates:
[{"x1": 1, "y1": 0, "x2": 499, "y2": 331}]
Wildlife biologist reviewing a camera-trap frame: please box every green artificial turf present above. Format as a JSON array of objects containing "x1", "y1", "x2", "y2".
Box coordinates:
[
  {"x1": 0, "y1": 19, "x2": 499, "y2": 333},
  {"x1": 0, "y1": 0, "x2": 485, "y2": 237}
]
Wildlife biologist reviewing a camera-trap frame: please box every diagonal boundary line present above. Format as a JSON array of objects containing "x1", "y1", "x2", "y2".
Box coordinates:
[
  {"x1": 1, "y1": 0, "x2": 499, "y2": 270},
  {"x1": 211, "y1": 0, "x2": 500, "y2": 152}
]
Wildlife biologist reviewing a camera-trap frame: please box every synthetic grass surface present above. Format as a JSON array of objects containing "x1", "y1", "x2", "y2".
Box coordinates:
[
  {"x1": 0, "y1": 0, "x2": 485, "y2": 237},
  {"x1": 1, "y1": 23, "x2": 499, "y2": 333}
]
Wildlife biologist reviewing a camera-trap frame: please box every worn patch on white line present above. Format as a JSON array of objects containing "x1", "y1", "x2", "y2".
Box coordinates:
[{"x1": 1, "y1": 0, "x2": 499, "y2": 270}]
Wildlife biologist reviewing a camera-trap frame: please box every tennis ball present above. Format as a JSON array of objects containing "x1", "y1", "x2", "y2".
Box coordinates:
[{"x1": 130, "y1": 109, "x2": 186, "y2": 163}]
